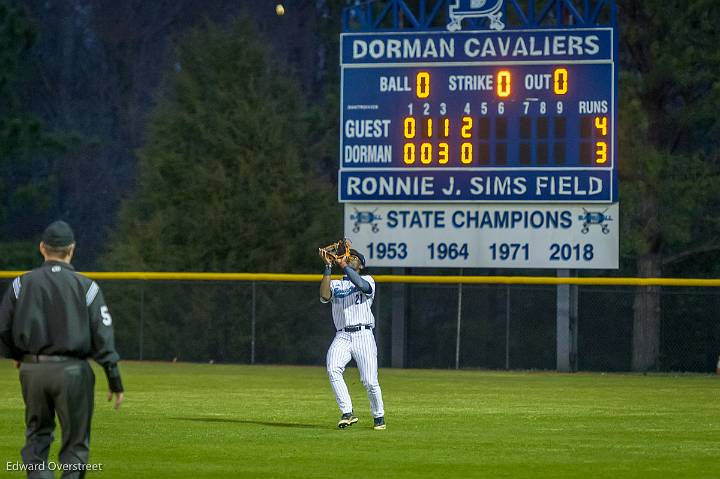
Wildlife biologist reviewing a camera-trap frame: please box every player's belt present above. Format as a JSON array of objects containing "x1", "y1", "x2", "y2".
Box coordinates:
[
  {"x1": 339, "y1": 325, "x2": 373, "y2": 333},
  {"x1": 22, "y1": 354, "x2": 78, "y2": 363}
]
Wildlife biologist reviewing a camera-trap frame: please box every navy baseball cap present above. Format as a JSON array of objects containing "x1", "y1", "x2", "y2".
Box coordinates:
[
  {"x1": 42, "y1": 221, "x2": 75, "y2": 247},
  {"x1": 349, "y1": 249, "x2": 366, "y2": 267}
]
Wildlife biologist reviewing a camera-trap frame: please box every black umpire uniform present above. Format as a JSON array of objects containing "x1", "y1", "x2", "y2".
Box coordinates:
[{"x1": 0, "y1": 221, "x2": 124, "y2": 479}]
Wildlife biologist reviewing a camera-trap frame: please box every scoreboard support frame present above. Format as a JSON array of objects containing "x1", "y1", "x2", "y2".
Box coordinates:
[
  {"x1": 343, "y1": 0, "x2": 617, "y2": 31},
  {"x1": 556, "y1": 269, "x2": 579, "y2": 372}
]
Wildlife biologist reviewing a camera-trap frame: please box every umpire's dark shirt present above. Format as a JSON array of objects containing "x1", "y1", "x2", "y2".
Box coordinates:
[{"x1": 0, "y1": 260, "x2": 123, "y2": 391}]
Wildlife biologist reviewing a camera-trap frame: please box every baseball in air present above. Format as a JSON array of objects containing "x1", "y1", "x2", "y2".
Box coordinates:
[{"x1": 275, "y1": 4, "x2": 285, "y2": 16}]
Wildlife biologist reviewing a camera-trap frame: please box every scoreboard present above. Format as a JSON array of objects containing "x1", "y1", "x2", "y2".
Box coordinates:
[
  {"x1": 339, "y1": 29, "x2": 617, "y2": 203},
  {"x1": 339, "y1": 7, "x2": 619, "y2": 269}
]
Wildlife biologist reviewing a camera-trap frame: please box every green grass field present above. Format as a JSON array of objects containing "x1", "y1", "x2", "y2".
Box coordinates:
[{"x1": 1, "y1": 361, "x2": 719, "y2": 478}]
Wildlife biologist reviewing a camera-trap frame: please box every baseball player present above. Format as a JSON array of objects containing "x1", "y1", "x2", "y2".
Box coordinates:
[{"x1": 319, "y1": 247, "x2": 385, "y2": 430}]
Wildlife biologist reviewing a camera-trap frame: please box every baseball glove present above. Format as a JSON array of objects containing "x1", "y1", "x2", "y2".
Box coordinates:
[{"x1": 319, "y1": 238, "x2": 352, "y2": 263}]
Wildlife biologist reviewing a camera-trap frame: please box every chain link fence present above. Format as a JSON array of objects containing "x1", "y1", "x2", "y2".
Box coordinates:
[{"x1": 2, "y1": 278, "x2": 718, "y2": 372}]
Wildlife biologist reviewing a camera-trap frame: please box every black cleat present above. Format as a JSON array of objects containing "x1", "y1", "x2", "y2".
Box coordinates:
[
  {"x1": 338, "y1": 412, "x2": 359, "y2": 429},
  {"x1": 373, "y1": 416, "x2": 386, "y2": 430}
]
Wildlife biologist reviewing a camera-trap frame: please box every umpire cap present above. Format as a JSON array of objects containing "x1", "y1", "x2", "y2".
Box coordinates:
[
  {"x1": 42, "y1": 221, "x2": 75, "y2": 247},
  {"x1": 349, "y1": 249, "x2": 366, "y2": 267}
]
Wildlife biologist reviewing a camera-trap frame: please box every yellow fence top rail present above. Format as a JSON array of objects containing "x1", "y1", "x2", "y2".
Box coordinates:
[{"x1": 0, "y1": 271, "x2": 719, "y2": 287}]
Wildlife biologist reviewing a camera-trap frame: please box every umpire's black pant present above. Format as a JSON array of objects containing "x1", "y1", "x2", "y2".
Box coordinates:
[{"x1": 19, "y1": 359, "x2": 95, "y2": 479}]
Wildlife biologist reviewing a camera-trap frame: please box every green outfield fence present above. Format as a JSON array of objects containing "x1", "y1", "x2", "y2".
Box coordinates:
[{"x1": 1, "y1": 272, "x2": 719, "y2": 373}]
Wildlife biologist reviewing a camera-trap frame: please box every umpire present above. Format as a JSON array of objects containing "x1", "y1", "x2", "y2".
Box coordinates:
[{"x1": 0, "y1": 221, "x2": 124, "y2": 478}]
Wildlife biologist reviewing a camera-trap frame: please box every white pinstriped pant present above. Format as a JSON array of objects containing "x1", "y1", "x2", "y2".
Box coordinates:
[{"x1": 326, "y1": 329, "x2": 384, "y2": 418}]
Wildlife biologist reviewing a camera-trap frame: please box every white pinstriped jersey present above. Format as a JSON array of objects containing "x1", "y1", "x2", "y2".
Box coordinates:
[{"x1": 321, "y1": 275, "x2": 375, "y2": 330}]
